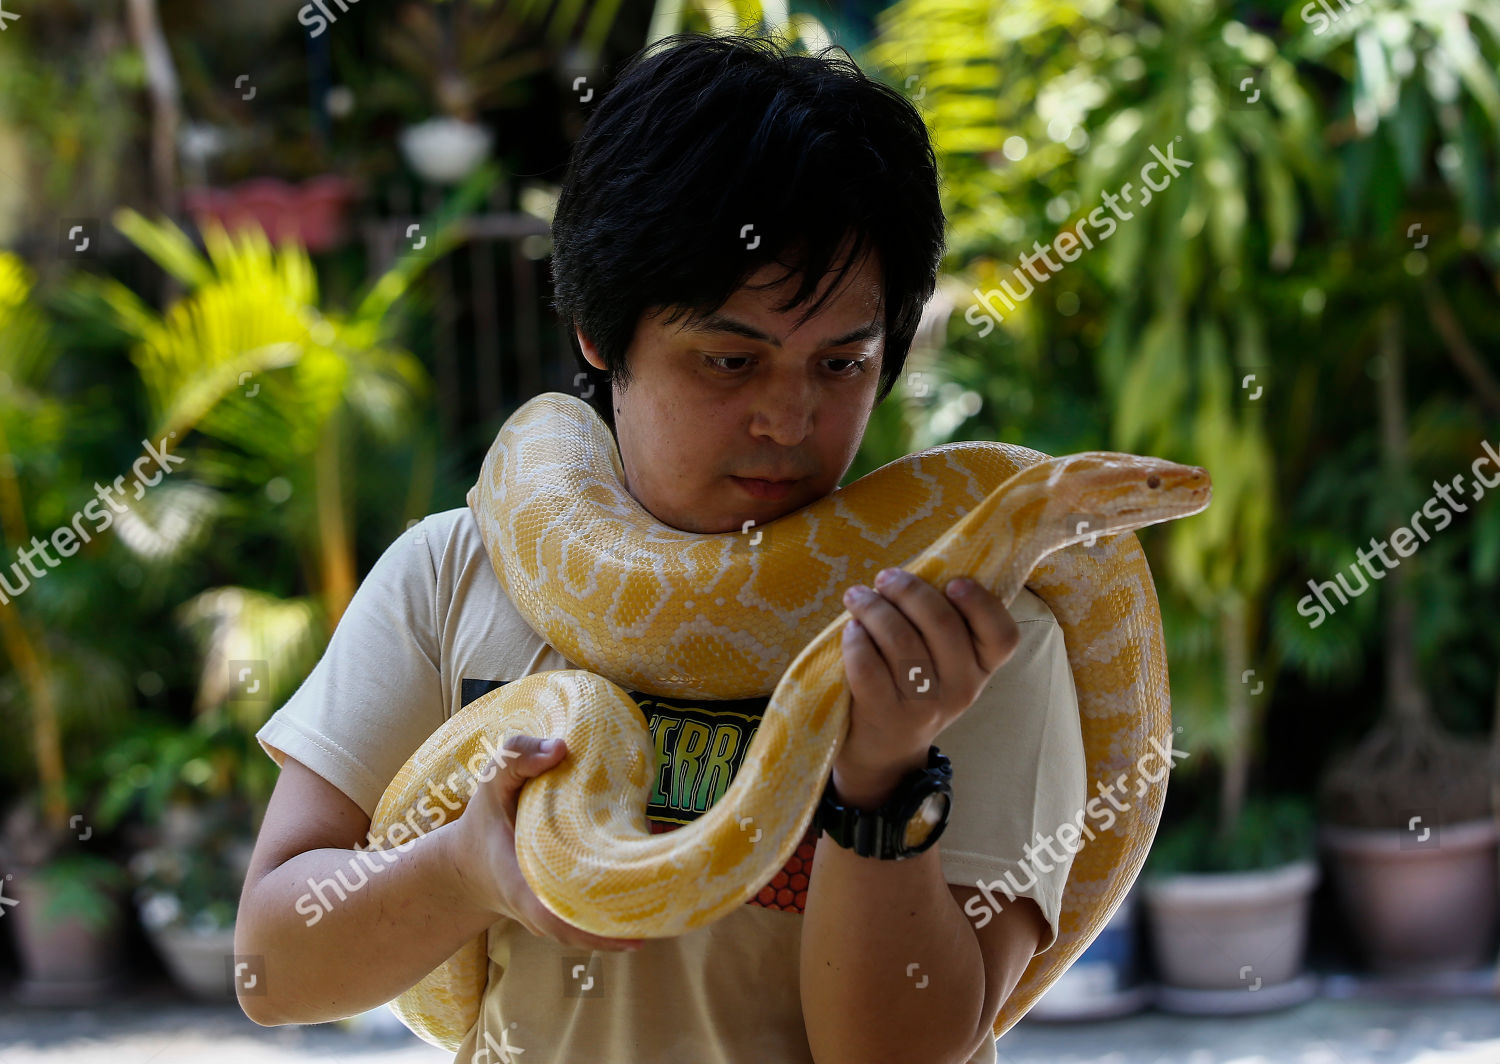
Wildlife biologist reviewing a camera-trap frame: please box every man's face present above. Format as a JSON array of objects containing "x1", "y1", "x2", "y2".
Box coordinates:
[{"x1": 576, "y1": 251, "x2": 886, "y2": 535}]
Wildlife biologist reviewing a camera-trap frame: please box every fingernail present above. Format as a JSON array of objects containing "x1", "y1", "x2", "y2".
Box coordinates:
[
  {"x1": 946, "y1": 579, "x2": 965, "y2": 598},
  {"x1": 541, "y1": 738, "x2": 558, "y2": 752}
]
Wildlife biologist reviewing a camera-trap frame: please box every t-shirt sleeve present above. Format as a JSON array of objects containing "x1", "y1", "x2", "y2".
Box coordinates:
[
  {"x1": 255, "y1": 519, "x2": 446, "y2": 819},
  {"x1": 935, "y1": 591, "x2": 1087, "y2": 956}
]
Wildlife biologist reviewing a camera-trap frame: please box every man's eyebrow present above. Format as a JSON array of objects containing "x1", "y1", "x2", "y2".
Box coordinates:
[{"x1": 680, "y1": 313, "x2": 884, "y2": 350}]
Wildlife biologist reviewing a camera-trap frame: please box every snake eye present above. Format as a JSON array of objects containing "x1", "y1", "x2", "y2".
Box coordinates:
[{"x1": 1146, "y1": 475, "x2": 1161, "y2": 489}]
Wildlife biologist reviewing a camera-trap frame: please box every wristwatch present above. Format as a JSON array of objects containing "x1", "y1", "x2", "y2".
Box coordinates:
[{"x1": 813, "y1": 746, "x2": 953, "y2": 860}]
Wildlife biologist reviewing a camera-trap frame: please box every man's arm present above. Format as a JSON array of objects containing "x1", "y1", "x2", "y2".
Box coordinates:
[
  {"x1": 233, "y1": 757, "x2": 496, "y2": 1025},
  {"x1": 801, "y1": 835, "x2": 1047, "y2": 1064},
  {"x1": 236, "y1": 739, "x2": 638, "y2": 1026},
  {"x1": 800, "y1": 567, "x2": 1054, "y2": 1064}
]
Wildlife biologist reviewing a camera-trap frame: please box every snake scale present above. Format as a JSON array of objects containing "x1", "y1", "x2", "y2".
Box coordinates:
[{"x1": 371, "y1": 391, "x2": 1212, "y2": 1050}]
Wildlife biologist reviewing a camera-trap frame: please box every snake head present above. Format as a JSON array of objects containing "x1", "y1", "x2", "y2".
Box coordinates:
[{"x1": 1054, "y1": 453, "x2": 1212, "y2": 548}]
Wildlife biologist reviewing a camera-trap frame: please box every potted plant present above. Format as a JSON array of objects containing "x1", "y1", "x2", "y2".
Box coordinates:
[
  {"x1": 0, "y1": 805, "x2": 129, "y2": 1004},
  {"x1": 382, "y1": 0, "x2": 554, "y2": 186},
  {"x1": 30, "y1": 184, "x2": 479, "y2": 998},
  {"x1": 92, "y1": 716, "x2": 265, "y2": 999},
  {"x1": 865, "y1": 0, "x2": 1334, "y2": 1017},
  {"x1": 1319, "y1": 717, "x2": 1497, "y2": 977},
  {"x1": 1314, "y1": 312, "x2": 1498, "y2": 977},
  {"x1": 1289, "y1": 0, "x2": 1500, "y2": 984},
  {"x1": 1141, "y1": 795, "x2": 1320, "y2": 1013},
  {"x1": 65, "y1": 184, "x2": 489, "y2": 635},
  {"x1": 130, "y1": 821, "x2": 254, "y2": 1000},
  {"x1": 47, "y1": 192, "x2": 491, "y2": 996}
]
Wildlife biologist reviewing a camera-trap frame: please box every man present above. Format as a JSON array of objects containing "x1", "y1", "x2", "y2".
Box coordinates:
[{"x1": 237, "y1": 32, "x2": 1086, "y2": 1064}]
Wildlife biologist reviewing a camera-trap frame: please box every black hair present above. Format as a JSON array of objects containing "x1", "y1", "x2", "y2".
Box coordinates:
[{"x1": 549, "y1": 32, "x2": 946, "y2": 433}]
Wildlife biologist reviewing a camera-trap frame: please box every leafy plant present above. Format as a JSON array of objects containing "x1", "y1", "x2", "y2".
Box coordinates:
[
  {"x1": 1281, "y1": 1, "x2": 1500, "y2": 827},
  {"x1": 867, "y1": 0, "x2": 1328, "y2": 850},
  {"x1": 379, "y1": 1, "x2": 556, "y2": 124},
  {"x1": 1145, "y1": 795, "x2": 1316, "y2": 876},
  {"x1": 23, "y1": 852, "x2": 128, "y2": 934},
  {"x1": 59, "y1": 167, "x2": 497, "y2": 728},
  {"x1": 92, "y1": 711, "x2": 275, "y2": 830},
  {"x1": 128, "y1": 804, "x2": 252, "y2": 934},
  {"x1": 646, "y1": 0, "x2": 837, "y2": 54},
  {"x1": 1291, "y1": 0, "x2": 1500, "y2": 243},
  {"x1": 0, "y1": 252, "x2": 149, "y2": 832},
  {"x1": 867, "y1": 0, "x2": 1500, "y2": 864},
  {"x1": 0, "y1": 8, "x2": 142, "y2": 246}
]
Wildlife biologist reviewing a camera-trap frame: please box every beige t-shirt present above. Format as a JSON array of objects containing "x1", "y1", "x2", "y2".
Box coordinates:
[{"x1": 256, "y1": 505, "x2": 1087, "y2": 1064}]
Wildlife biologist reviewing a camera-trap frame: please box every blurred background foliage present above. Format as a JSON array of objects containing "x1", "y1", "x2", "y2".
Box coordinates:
[
  {"x1": 0, "y1": 0, "x2": 1495, "y2": 903},
  {"x1": 866, "y1": 0, "x2": 1499, "y2": 857}
]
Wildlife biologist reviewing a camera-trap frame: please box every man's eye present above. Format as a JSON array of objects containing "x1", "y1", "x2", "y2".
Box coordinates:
[
  {"x1": 703, "y1": 355, "x2": 868, "y2": 374},
  {"x1": 705, "y1": 355, "x2": 751, "y2": 371}
]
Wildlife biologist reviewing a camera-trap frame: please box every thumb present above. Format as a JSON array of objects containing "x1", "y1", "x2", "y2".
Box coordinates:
[{"x1": 493, "y1": 734, "x2": 567, "y2": 788}]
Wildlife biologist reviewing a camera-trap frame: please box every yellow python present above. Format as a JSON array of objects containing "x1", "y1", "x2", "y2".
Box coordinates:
[{"x1": 372, "y1": 391, "x2": 1211, "y2": 1049}]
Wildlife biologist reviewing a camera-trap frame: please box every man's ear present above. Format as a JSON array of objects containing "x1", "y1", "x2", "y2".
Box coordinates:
[{"x1": 576, "y1": 328, "x2": 607, "y2": 372}]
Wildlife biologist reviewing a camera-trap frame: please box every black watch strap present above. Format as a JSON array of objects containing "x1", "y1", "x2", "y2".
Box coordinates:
[{"x1": 814, "y1": 746, "x2": 953, "y2": 860}]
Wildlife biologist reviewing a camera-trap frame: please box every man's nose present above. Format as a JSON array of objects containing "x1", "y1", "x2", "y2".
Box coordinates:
[{"x1": 748, "y1": 376, "x2": 815, "y2": 446}]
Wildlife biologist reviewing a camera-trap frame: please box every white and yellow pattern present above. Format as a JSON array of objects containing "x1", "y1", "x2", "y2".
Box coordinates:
[{"x1": 372, "y1": 392, "x2": 1212, "y2": 1049}]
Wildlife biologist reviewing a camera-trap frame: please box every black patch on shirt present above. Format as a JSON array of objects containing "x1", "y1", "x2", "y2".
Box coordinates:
[
  {"x1": 459, "y1": 677, "x2": 769, "y2": 826},
  {"x1": 461, "y1": 677, "x2": 508, "y2": 707}
]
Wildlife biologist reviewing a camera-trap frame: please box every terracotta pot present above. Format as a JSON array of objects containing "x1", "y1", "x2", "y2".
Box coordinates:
[
  {"x1": 1320, "y1": 817, "x2": 1499, "y2": 973},
  {"x1": 1143, "y1": 860, "x2": 1319, "y2": 991},
  {"x1": 8, "y1": 873, "x2": 124, "y2": 1004}
]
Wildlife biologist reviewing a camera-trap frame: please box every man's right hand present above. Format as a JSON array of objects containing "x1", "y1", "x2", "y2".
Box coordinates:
[{"x1": 451, "y1": 733, "x2": 644, "y2": 953}]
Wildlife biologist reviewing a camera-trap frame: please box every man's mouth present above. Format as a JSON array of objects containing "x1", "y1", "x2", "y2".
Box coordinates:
[{"x1": 731, "y1": 475, "x2": 799, "y2": 500}]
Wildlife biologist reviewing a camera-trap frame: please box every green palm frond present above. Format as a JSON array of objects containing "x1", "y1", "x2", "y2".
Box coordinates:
[
  {"x1": 173, "y1": 586, "x2": 326, "y2": 731},
  {"x1": 81, "y1": 182, "x2": 495, "y2": 721},
  {"x1": 114, "y1": 214, "x2": 345, "y2": 452},
  {"x1": 0, "y1": 254, "x2": 68, "y2": 467},
  {"x1": 0, "y1": 253, "x2": 56, "y2": 385}
]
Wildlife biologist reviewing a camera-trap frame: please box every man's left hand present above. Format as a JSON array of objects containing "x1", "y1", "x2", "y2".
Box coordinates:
[{"x1": 833, "y1": 567, "x2": 1020, "y2": 808}]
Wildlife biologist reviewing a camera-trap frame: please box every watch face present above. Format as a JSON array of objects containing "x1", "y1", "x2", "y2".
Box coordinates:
[{"x1": 903, "y1": 791, "x2": 951, "y2": 850}]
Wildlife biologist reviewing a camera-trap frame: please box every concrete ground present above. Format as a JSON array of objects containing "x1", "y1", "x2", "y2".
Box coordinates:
[{"x1": 1, "y1": 988, "x2": 1498, "y2": 1063}]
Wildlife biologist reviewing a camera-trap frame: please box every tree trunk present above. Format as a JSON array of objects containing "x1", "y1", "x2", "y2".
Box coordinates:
[
  {"x1": 1219, "y1": 593, "x2": 1251, "y2": 838},
  {"x1": 1424, "y1": 282, "x2": 1500, "y2": 418},
  {"x1": 124, "y1": 0, "x2": 180, "y2": 217},
  {"x1": 316, "y1": 411, "x2": 355, "y2": 630},
  {"x1": 0, "y1": 419, "x2": 66, "y2": 831},
  {"x1": 1374, "y1": 305, "x2": 1431, "y2": 728}
]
